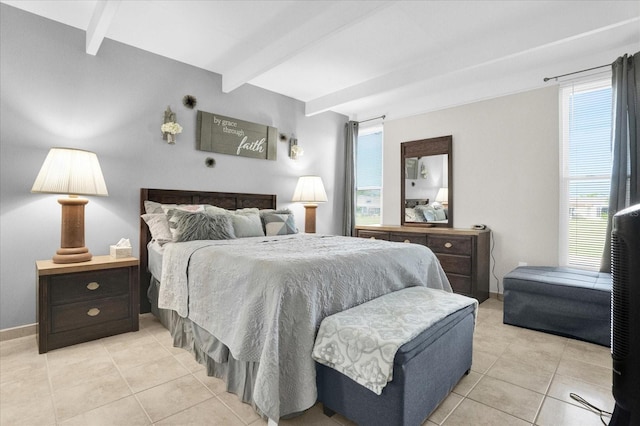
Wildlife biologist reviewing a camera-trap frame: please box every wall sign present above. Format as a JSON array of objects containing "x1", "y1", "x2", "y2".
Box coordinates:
[{"x1": 196, "y1": 111, "x2": 277, "y2": 160}]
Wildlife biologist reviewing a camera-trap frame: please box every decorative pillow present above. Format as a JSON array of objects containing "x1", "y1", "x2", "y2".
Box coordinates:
[
  {"x1": 263, "y1": 213, "x2": 297, "y2": 236},
  {"x1": 228, "y1": 208, "x2": 265, "y2": 238},
  {"x1": 170, "y1": 210, "x2": 236, "y2": 242},
  {"x1": 259, "y1": 209, "x2": 292, "y2": 233},
  {"x1": 434, "y1": 208, "x2": 447, "y2": 221},
  {"x1": 144, "y1": 200, "x2": 164, "y2": 214},
  {"x1": 416, "y1": 205, "x2": 436, "y2": 221},
  {"x1": 141, "y1": 213, "x2": 173, "y2": 245},
  {"x1": 162, "y1": 204, "x2": 204, "y2": 241}
]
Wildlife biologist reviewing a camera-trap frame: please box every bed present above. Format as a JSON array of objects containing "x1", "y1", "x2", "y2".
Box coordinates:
[{"x1": 138, "y1": 188, "x2": 453, "y2": 423}]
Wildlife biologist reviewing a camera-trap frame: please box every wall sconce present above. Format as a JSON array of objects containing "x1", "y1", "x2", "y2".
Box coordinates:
[
  {"x1": 292, "y1": 176, "x2": 327, "y2": 233},
  {"x1": 31, "y1": 148, "x2": 108, "y2": 263},
  {"x1": 289, "y1": 137, "x2": 304, "y2": 160},
  {"x1": 161, "y1": 106, "x2": 182, "y2": 144}
]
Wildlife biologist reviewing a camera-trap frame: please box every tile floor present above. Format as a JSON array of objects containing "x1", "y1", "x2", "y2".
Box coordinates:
[{"x1": 0, "y1": 298, "x2": 615, "y2": 425}]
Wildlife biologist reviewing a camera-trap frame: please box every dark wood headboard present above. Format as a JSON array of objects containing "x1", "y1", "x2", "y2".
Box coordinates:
[{"x1": 139, "y1": 188, "x2": 277, "y2": 313}]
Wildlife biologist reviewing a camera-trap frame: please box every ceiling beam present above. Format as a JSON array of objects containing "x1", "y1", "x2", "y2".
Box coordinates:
[
  {"x1": 305, "y1": 14, "x2": 639, "y2": 117},
  {"x1": 86, "y1": 0, "x2": 121, "y2": 55},
  {"x1": 221, "y1": 1, "x2": 393, "y2": 94}
]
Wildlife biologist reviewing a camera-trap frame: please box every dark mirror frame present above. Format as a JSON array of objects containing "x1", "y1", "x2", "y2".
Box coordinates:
[{"x1": 401, "y1": 135, "x2": 453, "y2": 228}]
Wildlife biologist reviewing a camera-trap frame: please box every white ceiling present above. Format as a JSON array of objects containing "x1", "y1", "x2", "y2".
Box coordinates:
[{"x1": 3, "y1": 0, "x2": 639, "y2": 121}]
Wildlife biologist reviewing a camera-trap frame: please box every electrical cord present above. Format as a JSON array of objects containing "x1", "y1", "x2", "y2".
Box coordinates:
[
  {"x1": 489, "y1": 230, "x2": 502, "y2": 301},
  {"x1": 569, "y1": 393, "x2": 612, "y2": 425}
]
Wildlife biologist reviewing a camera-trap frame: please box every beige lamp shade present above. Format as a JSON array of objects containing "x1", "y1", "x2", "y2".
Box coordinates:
[
  {"x1": 291, "y1": 176, "x2": 327, "y2": 205},
  {"x1": 31, "y1": 148, "x2": 108, "y2": 196},
  {"x1": 292, "y1": 176, "x2": 327, "y2": 234},
  {"x1": 435, "y1": 187, "x2": 448, "y2": 204},
  {"x1": 32, "y1": 147, "x2": 108, "y2": 264}
]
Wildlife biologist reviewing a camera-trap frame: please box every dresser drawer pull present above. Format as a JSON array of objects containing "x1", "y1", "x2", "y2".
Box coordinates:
[
  {"x1": 86, "y1": 282, "x2": 100, "y2": 291},
  {"x1": 87, "y1": 308, "x2": 101, "y2": 317},
  {"x1": 370, "y1": 237, "x2": 376, "y2": 240},
  {"x1": 404, "y1": 239, "x2": 410, "y2": 243},
  {"x1": 444, "y1": 242, "x2": 453, "y2": 248}
]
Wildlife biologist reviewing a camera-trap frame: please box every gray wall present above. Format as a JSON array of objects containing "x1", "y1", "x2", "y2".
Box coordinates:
[{"x1": 0, "y1": 5, "x2": 347, "y2": 329}]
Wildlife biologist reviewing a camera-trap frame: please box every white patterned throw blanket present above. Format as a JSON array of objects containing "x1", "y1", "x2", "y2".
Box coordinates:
[
  {"x1": 158, "y1": 234, "x2": 451, "y2": 420},
  {"x1": 312, "y1": 287, "x2": 477, "y2": 394}
]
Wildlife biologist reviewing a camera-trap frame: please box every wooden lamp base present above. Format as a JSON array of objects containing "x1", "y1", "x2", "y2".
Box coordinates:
[
  {"x1": 303, "y1": 204, "x2": 318, "y2": 234},
  {"x1": 53, "y1": 197, "x2": 92, "y2": 264}
]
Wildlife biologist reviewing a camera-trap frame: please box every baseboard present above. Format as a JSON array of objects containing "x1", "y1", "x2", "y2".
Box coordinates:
[
  {"x1": 489, "y1": 292, "x2": 504, "y2": 301},
  {"x1": 0, "y1": 323, "x2": 36, "y2": 342}
]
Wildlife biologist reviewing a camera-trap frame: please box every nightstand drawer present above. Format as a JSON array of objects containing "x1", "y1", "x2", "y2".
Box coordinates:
[
  {"x1": 51, "y1": 294, "x2": 130, "y2": 333},
  {"x1": 435, "y1": 254, "x2": 471, "y2": 276},
  {"x1": 390, "y1": 233, "x2": 427, "y2": 245},
  {"x1": 50, "y1": 269, "x2": 129, "y2": 304},
  {"x1": 357, "y1": 230, "x2": 390, "y2": 240},
  {"x1": 427, "y1": 235, "x2": 472, "y2": 255}
]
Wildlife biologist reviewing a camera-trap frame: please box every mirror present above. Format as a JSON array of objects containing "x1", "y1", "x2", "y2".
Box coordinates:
[{"x1": 401, "y1": 136, "x2": 453, "y2": 227}]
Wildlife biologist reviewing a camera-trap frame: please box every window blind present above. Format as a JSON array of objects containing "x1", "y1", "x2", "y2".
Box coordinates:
[{"x1": 560, "y1": 80, "x2": 612, "y2": 269}]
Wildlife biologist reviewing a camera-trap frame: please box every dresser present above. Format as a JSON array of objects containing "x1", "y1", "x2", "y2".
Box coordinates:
[
  {"x1": 355, "y1": 225, "x2": 490, "y2": 302},
  {"x1": 36, "y1": 255, "x2": 139, "y2": 353}
]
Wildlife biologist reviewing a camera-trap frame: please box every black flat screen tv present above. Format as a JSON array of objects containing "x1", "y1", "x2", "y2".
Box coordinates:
[{"x1": 610, "y1": 203, "x2": 640, "y2": 426}]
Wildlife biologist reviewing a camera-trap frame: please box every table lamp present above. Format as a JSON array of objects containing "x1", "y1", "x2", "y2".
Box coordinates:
[
  {"x1": 292, "y1": 176, "x2": 327, "y2": 233},
  {"x1": 435, "y1": 187, "x2": 449, "y2": 207},
  {"x1": 31, "y1": 147, "x2": 108, "y2": 263}
]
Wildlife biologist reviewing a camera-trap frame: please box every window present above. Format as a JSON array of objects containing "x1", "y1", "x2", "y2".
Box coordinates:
[
  {"x1": 560, "y1": 79, "x2": 612, "y2": 269},
  {"x1": 356, "y1": 127, "x2": 383, "y2": 225}
]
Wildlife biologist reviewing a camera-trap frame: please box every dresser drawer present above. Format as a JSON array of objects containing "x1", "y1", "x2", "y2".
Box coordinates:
[
  {"x1": 50, "y1": 269, "x2": 129, "y2": 305},
  {"x1": 427, "y1": 235, "x2": 472, "y2": 255},
  {"x1": 390, "y1": 233, "x2": 427, "y2": 245},
  {"x1": 447, "y1": 274, "x2": 472, "y2": 294},
  {"x1": 357, "y1": 230, "x2": 390, "y2": 240},
  {"x1": 436, "y1": 254, "x2": 471, "y2": 276},
  {"x1": 51, "y1": 294, "x2": 130, "y2": 333}
]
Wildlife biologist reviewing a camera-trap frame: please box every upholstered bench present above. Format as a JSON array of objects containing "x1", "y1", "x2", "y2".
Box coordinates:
[
  {"x1": 503, "y1": 266, "x2": 612, "y2": 346},
  {"x1": 313, "y1": 287, "x2": 476, "y2": 426}
]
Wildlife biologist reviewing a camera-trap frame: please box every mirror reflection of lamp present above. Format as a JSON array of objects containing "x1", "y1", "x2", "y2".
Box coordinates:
[
  {"x1": 435, "y1": 187, "x2": 448, "y2": 207},
  {"x1": 292, "y1": 176, "x2": 327, "y2": 233},
  {"x1": 31, "y1": 148, "x2": 108, "y2": 263}
]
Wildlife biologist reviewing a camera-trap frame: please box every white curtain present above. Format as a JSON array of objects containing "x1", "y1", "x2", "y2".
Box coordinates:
[
  {"x1": 601, "y1": 51, "x2": 640, "y2": 272},
  {"x1": 343, "y1": 121, "x2": 359, "y2": 236}
]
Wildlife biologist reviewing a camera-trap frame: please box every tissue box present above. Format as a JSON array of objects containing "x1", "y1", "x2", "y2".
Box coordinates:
[{"x1": 110, "y1": 245, "x2": 132, "y2": 259}]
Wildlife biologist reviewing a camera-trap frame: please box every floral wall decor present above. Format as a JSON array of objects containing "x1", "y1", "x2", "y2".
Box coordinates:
[{"x1": 161, "y1": 106, "x2": 182, "y2": 144}]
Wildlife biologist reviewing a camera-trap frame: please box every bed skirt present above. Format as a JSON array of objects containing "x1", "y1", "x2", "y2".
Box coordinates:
[{"x1": 148, "y1": 278, "x2": 268, "y2": 418}]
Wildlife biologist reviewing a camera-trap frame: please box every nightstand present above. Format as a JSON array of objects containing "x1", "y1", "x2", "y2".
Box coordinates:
[{"x1": 36, "y1": 255, "x2": 139, "y2": 353}]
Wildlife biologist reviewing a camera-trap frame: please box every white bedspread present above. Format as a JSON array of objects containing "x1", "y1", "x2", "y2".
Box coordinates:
[
  {"x1": 312, "y1": 287, "x2": 477, "y2": 394},
  {"x1": 158, "y1": 234, "x2": 451, "y2": 420}
]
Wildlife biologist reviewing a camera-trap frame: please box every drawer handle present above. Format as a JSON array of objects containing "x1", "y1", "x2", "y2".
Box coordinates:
[
  {"x1": 87, "y1": 308, "x2": 101, "y2": 317},
  {"x1": 444, "y1": 242, "x2": 453, "y2": 248},
  {"x1": 370, "y1": 237, "x2": 376, "y2": 240},
  {"x1": 86, "y1": 282, "x2": 100, "y2": 291},
  {"x1": 404, "y1": 239, "x2": 410, "y2": 243}
]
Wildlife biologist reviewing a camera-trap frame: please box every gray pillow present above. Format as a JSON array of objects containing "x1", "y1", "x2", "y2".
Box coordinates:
[
  {"x1": 263, "y1": 213, "x2": 297, "y2": 236},
  {"x1": 144, "y1": 200, "x2": 164, "y2": 214},
  {"x1": 169, "y1": 210, "x2": 236, "y2": 242},
  {"x1": 434, "y1": 208, "x2": 447, "y2": 221},
  {"x1": 260, "y1": 208, "x2": 292, "y2": 233},
  {"x1": 415, "y1": 205, "x2": 435, "y2": 221},
  {"x1": 229, "y1": 208, "x2": 265, "y2": 238}
]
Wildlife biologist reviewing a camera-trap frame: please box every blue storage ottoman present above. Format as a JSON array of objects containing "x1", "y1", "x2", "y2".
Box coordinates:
[
  {"x1": 503, "y1": 266, "x2": 612, "y2": 346},
  {"x1": 315, "y1": 291, "x2": 475, "y2": 426}
]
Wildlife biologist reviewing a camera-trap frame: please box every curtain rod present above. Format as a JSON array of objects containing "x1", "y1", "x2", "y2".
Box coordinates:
[
  {"x1": 357, "y1": 115, "x2": 386, "y2": 124},
  {"x1": 543, "y1": 64, "x2": 610, "y2": 82}
]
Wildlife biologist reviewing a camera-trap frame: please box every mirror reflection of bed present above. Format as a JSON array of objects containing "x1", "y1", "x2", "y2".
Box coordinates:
[{"x1": 401, "y1": 136, "x2": 453, "y2": 227}]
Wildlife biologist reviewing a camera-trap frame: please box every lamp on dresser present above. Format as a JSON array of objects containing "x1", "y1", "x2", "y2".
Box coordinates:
[
  {"x1": 292, "y1": 176, "x2": 327, "y2": 233},
  {"x1": 31, "y1": 147, "x2": 108, "y2": 264}
]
